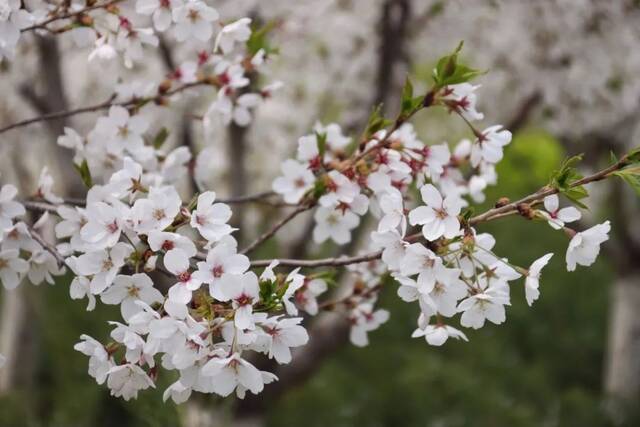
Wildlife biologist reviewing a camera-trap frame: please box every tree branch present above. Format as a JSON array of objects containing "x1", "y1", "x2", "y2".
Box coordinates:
[{"x1": 0, "y1": 82, "x2": 211, "y2": 135}]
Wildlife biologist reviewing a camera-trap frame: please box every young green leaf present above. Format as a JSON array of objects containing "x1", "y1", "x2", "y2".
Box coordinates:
[
  {"x1": 363, "y1": 104, "x2": 392, "y2": 140},
  {"x1": 152, "y1": 127, "x2": 169, "y2": 149},
  {"x1": 613, "y1": 165, "x2": 640, "y2": 196},
  {"x1": 432, "y1": 41, "x2": 485, "y2": 87},
  {"x1": 74, "y1": 160, "x2": 93, "y2": 188}
]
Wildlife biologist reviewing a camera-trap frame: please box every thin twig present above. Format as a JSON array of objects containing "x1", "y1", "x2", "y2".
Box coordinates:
[
  {"x1": 250, "y1": 249, "x2": 382, "y2": 268},
  {"x1": 0, "y1": 82, "x2": 210, "y2": 135},
  {"x1": 249, "y1": 154, "x2": 635, "y2": 269},
  {"x1": 241, "y1": 205, "x2": 313, "y2": 256},
  {"x1": 21, "y1": 0, "x2": 125, "y2": 33},
  {"x1": 28, "y1": 226, "x2": 65, "y2": 268}
]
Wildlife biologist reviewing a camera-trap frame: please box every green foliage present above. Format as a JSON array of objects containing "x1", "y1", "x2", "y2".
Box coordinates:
[
  {"x1": 315, "y1": 131, "x2": 327, "y2": 161},
  {"x1": 613, "y1": 164, "x2": 640, "y2": 195},
  {"x1": 363, "y1": 104, "x2": 393, "y2": 140},
  {"x1": 432, "y1": 41, "x2": 486, "y2": 88},
  {"x1": 267, "y1": 130, "x2": 629, "y2": 427},
  {"x1": 74, "y1": 159, "x2": 93, "y2": 188},
  {"x1": 399, "y1": 77, "x2": 425, "y2": 119},
  {"x1": 247, "y1": 21, "x2": 279, "y2": 56},
  {"x1": 152, "y1": 127, "x2": 169, "y2": 149},
  {"x1": 549, "y1": 154, "x2": 589, "y2": 209}
]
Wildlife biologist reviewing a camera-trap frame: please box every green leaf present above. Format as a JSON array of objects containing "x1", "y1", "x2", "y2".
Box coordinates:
[
  {"x1": 247, "y1": 21, "x2": 279, "y2": 56},
  {"x1": 626, "y1": 147, "x2": 640, "y2": 163},
  {"x1": 613, "y1": 165, "x2": 640, "y2": 196},
  {"x1": 364, "y1": 104, "x2": 392, "y2": 140},
  {"x1": 152, "y1": 127, "x2": 169, "y2": 149},
  {"x1": 563, "y1": 186, "x2": 590, "y2": 209},
  {"x1": 432, "y1": 41, "x2": 485, "y2": 87},
  {"x1": 315, "y1": 131, "x2": 327, "y2": 160},
  {"x1": 461, "y1": 207, "x2": 474, "y2": 222},
  {"x1": 259, "y1": 280, "x2": 277, "y2": 305},
  {"x1": 73, "y1": 160, "x2": 93, "y2": 188},
  {"x1": 312, "y1": 179, "x2": 327, "y2": 200},
  {"x1": 400, "y1": 77, "x2": 425, "y2": 118},
  {"x1": 549, "y1": 154, "x2": 590, "y2": 208}
]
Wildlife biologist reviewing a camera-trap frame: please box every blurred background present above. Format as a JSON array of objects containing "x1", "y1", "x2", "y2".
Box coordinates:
[{"x1": 1, "y1": 0, "x2": 640, "y2": 426}]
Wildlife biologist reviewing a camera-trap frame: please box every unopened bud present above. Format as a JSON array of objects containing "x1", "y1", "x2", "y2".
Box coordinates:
[
  {"x1": 158, "y1": 79, "x2": 172, "y2": 94},
  {"x1": 389, "y1": 140, "x2": 403, "y2": 150},
  {"x1": 516, "y1": 203, "x2": 534, "y2": 219},
  {"x1": 79, "y1": 14, "x2": 93, "y2": 27},
  {"x1": 495, "y1": 197, "x2": 510, "y2": 208}
]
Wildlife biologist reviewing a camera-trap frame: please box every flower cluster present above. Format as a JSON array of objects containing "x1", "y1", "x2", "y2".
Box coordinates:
[{"x1": 0, "y1": 7, "x2": 631, "y2": 404}]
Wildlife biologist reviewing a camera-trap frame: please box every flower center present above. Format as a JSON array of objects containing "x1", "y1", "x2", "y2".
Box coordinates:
[
  {"x1": 235, "y1": 293, "x2": 253, "y2": 306},
  {"x1": 212, "y1": 265, "x2": 224, "y2": 278},
  {"x1": 178, "y1": 271, "x2": 191, "y2": 283}
]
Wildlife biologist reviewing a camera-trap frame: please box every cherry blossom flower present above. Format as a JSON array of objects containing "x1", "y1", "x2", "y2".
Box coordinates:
[
  {"x1": 318, "y1": 171, "x2": 360, "y2": 208},
  {"x1": 540, "y1": 194, "x2": 581, "y2": 230},
  {"x1": 36, "y1": 167, "x2": 64, "y2": 204},
  {"x1": 281, "y1": 269, "x2": 305, "y2": 316},
  {"x1": 190, "y1": 191, "x2": 234, "y2": 243},
  {"x1": 194, "y1": 240, "x2": 249, "y2": 300},
  {"x1": 0, "y1": 184, "x2": 25, "y2": 231},
  {"x1": 136, "y1": 0, "x2": 181, "y2": 32},
  {"x1": 370, "y1": 230, "x2": 406, "y2": 271},
  {"x1": 81, "y1": 202, "x2": 125, "y2": 249},
  {"x1": 470, "y1": 125, "x2": 512, "y2": 167},
  {"x1": 165, "y1": 248, "x2": 202, "y2": 304},
  {"x1": 55, "y1": 205, "x2": 87, "y2": 252},
  {"x1": 349, "y1": 303, "x2": 389, "y2": 347},
  {"x1": 130, "y1": 186, "x2": 182, "y2": 234},
  {"x1": 107, "y1": 157, "x2": 145, "y2": 200},
  {"x1": 440, "y1": 83, "x2": 484, "y2": 122},
  {"x1": 294, "y1": 278, "x2": 328, "y2": 316},
  {"x1": 566, "y1": 221, "x2": 611, "y2": 272},
  {"x1": 221, "y1": 272, "x2": 260, "y2": 329},
  {"x1": 408, "y1": 184, "x2": 463, "y2": 241},
  {"x1": 172, "y1": 0, "x2": 219, "y2": 42},
  {"x1": 102, "y1": 106, "x2": 150, "y2": 156},
  {"x1": 2, "y1": 222, "x2": 39, "y2": 253},
  {"x1": 312, "y1": 207, "x2": 360, "y2": 245},
  {"x1": 377, "y1": 189, "x2": 406, "y2": 235},
  {"x1": 148, "y1": 231, "x2": 197, "y2": 257},
  {"x1": 215, "y1": 17, "x2": 252, "y2": 54},
  {"x1": 201, "y1": 353, "x2": 265, "y2": 398},
  {"x1": 74, "y1": 335, "x2": 112, "y2": 384},
  {"x1": 106, "y1": 364, "x2": 155, "y2": 401},
  {"x1": 525, "y1": 253, "x2": 553, "y2": 306},
  {"x1": 211, "y1": 92, "x2": 262, "y2": 127},
  {"x1": 75, "y1": 243, "x2": 134, "y2": 294},
  {"x1": 101, "y1": 273, "x2": 164, "y2": 320},
  {"x1": 27, "y1": 250, "x2": 65, "y2": 285},
  {"x1": 0, "y1": 248, "x2": 29, "y2": 289},
  {"x1": 457, "y1": 284, "x2": 510, "y2": 329},
  {"x1": 272, "y1": 159, "x2": 315, "y2": 204},
  {"x1": 412, "y1": 317, "x2": 468, "y2": 346},
  {"x1": 258, "y1": 316, "x2": 309, "y2": 364}
]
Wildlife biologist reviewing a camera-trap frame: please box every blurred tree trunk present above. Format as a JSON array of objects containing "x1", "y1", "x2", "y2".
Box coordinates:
[
  {"x1": 0, "y1": 35, "x2": 74, "y2": 403},
  {"x1": 605, "y1": 275, "x2": 640, "y2": 403},
  {"x1": 603, "y1": 176, "x2": 640, "y2": 418}
]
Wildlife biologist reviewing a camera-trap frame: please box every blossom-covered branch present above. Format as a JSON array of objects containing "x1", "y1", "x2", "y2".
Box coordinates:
[{"x1": 1, "y1": 2, "x2": 639, "y2": 407}]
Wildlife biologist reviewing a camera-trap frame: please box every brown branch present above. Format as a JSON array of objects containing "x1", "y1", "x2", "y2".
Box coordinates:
[
  {"x1": 248, "y1": 153, "x2": 635, "y2": 269},
  {"x1": 20, "y1": 0, "x2": 124, "y2": 33},
  {"x1": 468, "y1": 153, "x2": 633, "y2": 225},
  {"x1": 0, "y1": 82, "x2": 211, "y2": 135},
  {"x1": 250, "y1": 249, "x2": 383, "y2": 268},
  {"x1": 241, "y1": 204, "x2": 313, "y2": 256},
  {"x1": 28, "y1": 226, "x2": 65, "y2": 268}
]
